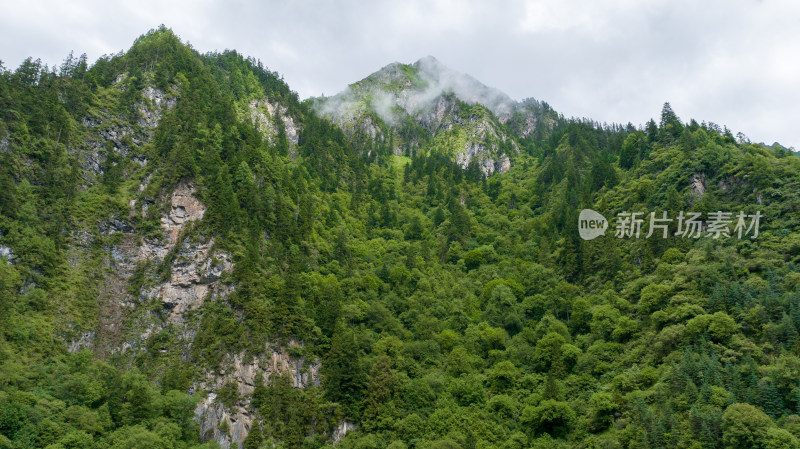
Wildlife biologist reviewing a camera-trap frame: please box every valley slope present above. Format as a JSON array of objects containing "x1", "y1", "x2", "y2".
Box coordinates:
[{"x1": 1, "y1": 27, "x2": 800, "y2": 449}]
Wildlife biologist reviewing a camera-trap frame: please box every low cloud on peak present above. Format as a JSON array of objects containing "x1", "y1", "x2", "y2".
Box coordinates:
[
  {"x1": 10, "y1": 1, "x2": 792, "y2": 146},
  {"x1": 326, "y1": 55, "x2": 518, "y2": 124}
]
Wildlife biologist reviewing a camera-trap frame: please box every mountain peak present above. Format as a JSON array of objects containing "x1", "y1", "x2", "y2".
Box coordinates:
[
  {"x1": 413, "y1": 55, "x2": 445, "y2": 72},
  {"x1": 312, "y1": 56, "x2": 558, "y2": 175},
  {"x1": 334, "y1": 56, "x2": 517, "y2": 121},
  {"x1": 313, "y1": 57, "x2": 538, "y2": 175}
]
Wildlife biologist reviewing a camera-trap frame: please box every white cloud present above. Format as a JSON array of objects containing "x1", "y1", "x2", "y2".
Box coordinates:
[{"x1": 0, "y1": 0, "x2": 798, "y2": 147}]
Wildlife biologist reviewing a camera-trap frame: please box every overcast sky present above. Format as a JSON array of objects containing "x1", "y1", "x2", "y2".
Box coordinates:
[{"x1": 1, "y1": 0, "x2": 798, "y2": 148}]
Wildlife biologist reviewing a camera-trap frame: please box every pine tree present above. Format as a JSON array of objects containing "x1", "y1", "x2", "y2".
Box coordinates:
[
  {"x1": 645, "y1": 119, "x2": 659, "y2": 143},
  {"x1": 363, "y1": 355, "x2": 397, "y2": 429},
  {"x1": 322, "y1": 325, "x2": 365, "y2": 418},
  {"x1": 659, "y1": 102, "x2": 683, "y2": 142},
  {"x1": 207, "y1": 164, "x2": 240, "y2": 235},
  {"x1": 758, "y1": 378, "x2": 783, "y2": 418}
]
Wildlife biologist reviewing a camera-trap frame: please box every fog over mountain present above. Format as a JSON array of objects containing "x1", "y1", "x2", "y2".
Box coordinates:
[
  {"x1": 2, "y1": 1, "x2": 798, "y2": 148},
  {"x1": 317, "y1": 56, "x2": 518, "y2": 126},
  {"x1": 312, "y1": 56, "x2": 559, "y2": 176}
]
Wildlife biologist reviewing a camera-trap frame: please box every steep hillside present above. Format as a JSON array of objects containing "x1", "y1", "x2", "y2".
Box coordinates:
[
  {"x1": 0, "y1": 27, "x2": 361, "y2": 449},
  {"x1": 2, "y1": 27, "x2": 800, "y2": 449},
  {"x1": 312, "y1": 56, "x2": 558, "y2": 176}
]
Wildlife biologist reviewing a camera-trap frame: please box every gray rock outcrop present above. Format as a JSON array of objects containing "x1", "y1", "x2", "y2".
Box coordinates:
[{"x1": 194, "y1": 343, "x2": 322, "y2": 449}]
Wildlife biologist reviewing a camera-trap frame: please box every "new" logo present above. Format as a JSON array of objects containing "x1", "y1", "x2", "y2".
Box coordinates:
[{"x1": 578, "y1": 209, "x2": 608, "y2": 240}]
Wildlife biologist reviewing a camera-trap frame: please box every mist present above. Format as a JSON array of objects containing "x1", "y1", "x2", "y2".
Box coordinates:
[{"x1": 315, "y1": 55, "x2": 521, "y2": 127}]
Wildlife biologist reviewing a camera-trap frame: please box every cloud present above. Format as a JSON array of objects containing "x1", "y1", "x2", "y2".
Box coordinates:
[
  {"x1": 316, "y1": 55, "x2": 519, "y2": 130},
  {"x1": 0, "y1": 0, "x2": 798, "y2": 147}
]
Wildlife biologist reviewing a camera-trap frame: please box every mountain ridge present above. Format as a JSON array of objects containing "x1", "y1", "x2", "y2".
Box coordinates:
[
  {"x1": 312, "y1": 55, "x2": 558, "y2": 175},
  {"x1": 1, "y1": 27, "x2": 800, "y2": 449}
]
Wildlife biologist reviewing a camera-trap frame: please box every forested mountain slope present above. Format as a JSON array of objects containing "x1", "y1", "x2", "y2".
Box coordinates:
[
  {"x1": 1, "y1": 27, "x2": 800, "y2": 449},
  {"x1": 311, "y1": 55, "x2": 558, "y2": 177}
]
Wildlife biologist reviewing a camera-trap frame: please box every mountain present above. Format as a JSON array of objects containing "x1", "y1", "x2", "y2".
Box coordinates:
[
  {"x1": 2, "y1": 27, "x2": 800, "y2": 449},
  {"x1": 312, "y1": 56, "x2": 558, "y2": 175}
]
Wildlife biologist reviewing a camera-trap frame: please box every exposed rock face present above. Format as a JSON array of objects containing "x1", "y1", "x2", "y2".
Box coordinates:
[
  {"x1": 68, "y1": 332, "x2": 94, "y2": 352},
  {"x1": 249, "y1": 98, "x2": 301, "y2": 153},
  {"x1": 0, "y1": 132, "x2": 9, "y2": 153},
  {"x1": 73, "y1": 182, "x2": 233, "y2": 355},
  {"x1": 80, "y1": 116, "x2": 141, "y2": 181},
  {"x1": 139, "y1": 86, "x2": 177, "y2": 129},
  {"x1": 412, "y1": 55, "x2": 516, "y2": 120},
  {"x1": 507, "y1": 98, "x2": 558, "y2": 139},
  {"x1": 56, "y1": 69, "x2": 331, "y2": 449},
  {"x1": 69, "y1": 178, "x2": 324, "y2": 449},
  {"x1": 78, "y1": 83, "x2": 175, "y2": 184},
  {"x1": 134, "y1": 183, "x2": 233, "y2": 325},
  {"x1": 332, "y1": 421, "x2": 356, "y2": 445},
  {"x1": 516, "y1": 114, "x2": 539, "y2": 138},
  {"x1": 691, "y1": 173, "x2": 707, "y2": 197},
  {"x1": 66, "y1": 85, "x2": 182, "y2": 352},
  {"x1": 144, "y1": 238, "x2": 233, "y2": 324},
  {"x1": 92, "y1": 182, "x2": 322, "y2": 449},
  {"x1": 0, "y1": 246, "x2": 13, "y2": 263},
  {"x1": 0, "y1": 231, "x2": 14, "y2": 264},
  {"x1": 161, "y1": 183, "x2": 207, "y2": 246},
  {"x1": 196, "y1": 393, "x2": 237, "y2": 448},
  {"x1": 134, "y1": 181, "x2": 207, "y2": 260},
  {"x1": 313, "y1": 56, "x2": 526, "y2": 175},
  {"x1": 194, "y1": 343, "x2": 322, "y2": 449},
  {"x1": 425, "y1": 95, "x2": 518, "y2": 176},
  {"x1": 321, "y1": 89, "x2": 516, "y2": 175},
  {"x1": 495, "y1": 154, "x2": 511, "y2": 174}
]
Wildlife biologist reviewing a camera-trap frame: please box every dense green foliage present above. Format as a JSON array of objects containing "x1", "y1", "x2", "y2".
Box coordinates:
[{"x1": 2, "y1": 27, "x2": 800, "y2": 448}]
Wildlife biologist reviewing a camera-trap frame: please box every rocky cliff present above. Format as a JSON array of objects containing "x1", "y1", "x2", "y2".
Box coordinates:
[
  {"x1": 59, "y1": 74, "x2": 319, "y2": 447},
  {"x1": 312, "y1": 56, "x2": 557, "y2": 175},
  {"x1": 194, "y1": 344, "x2": 321, "y2": 449}
]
